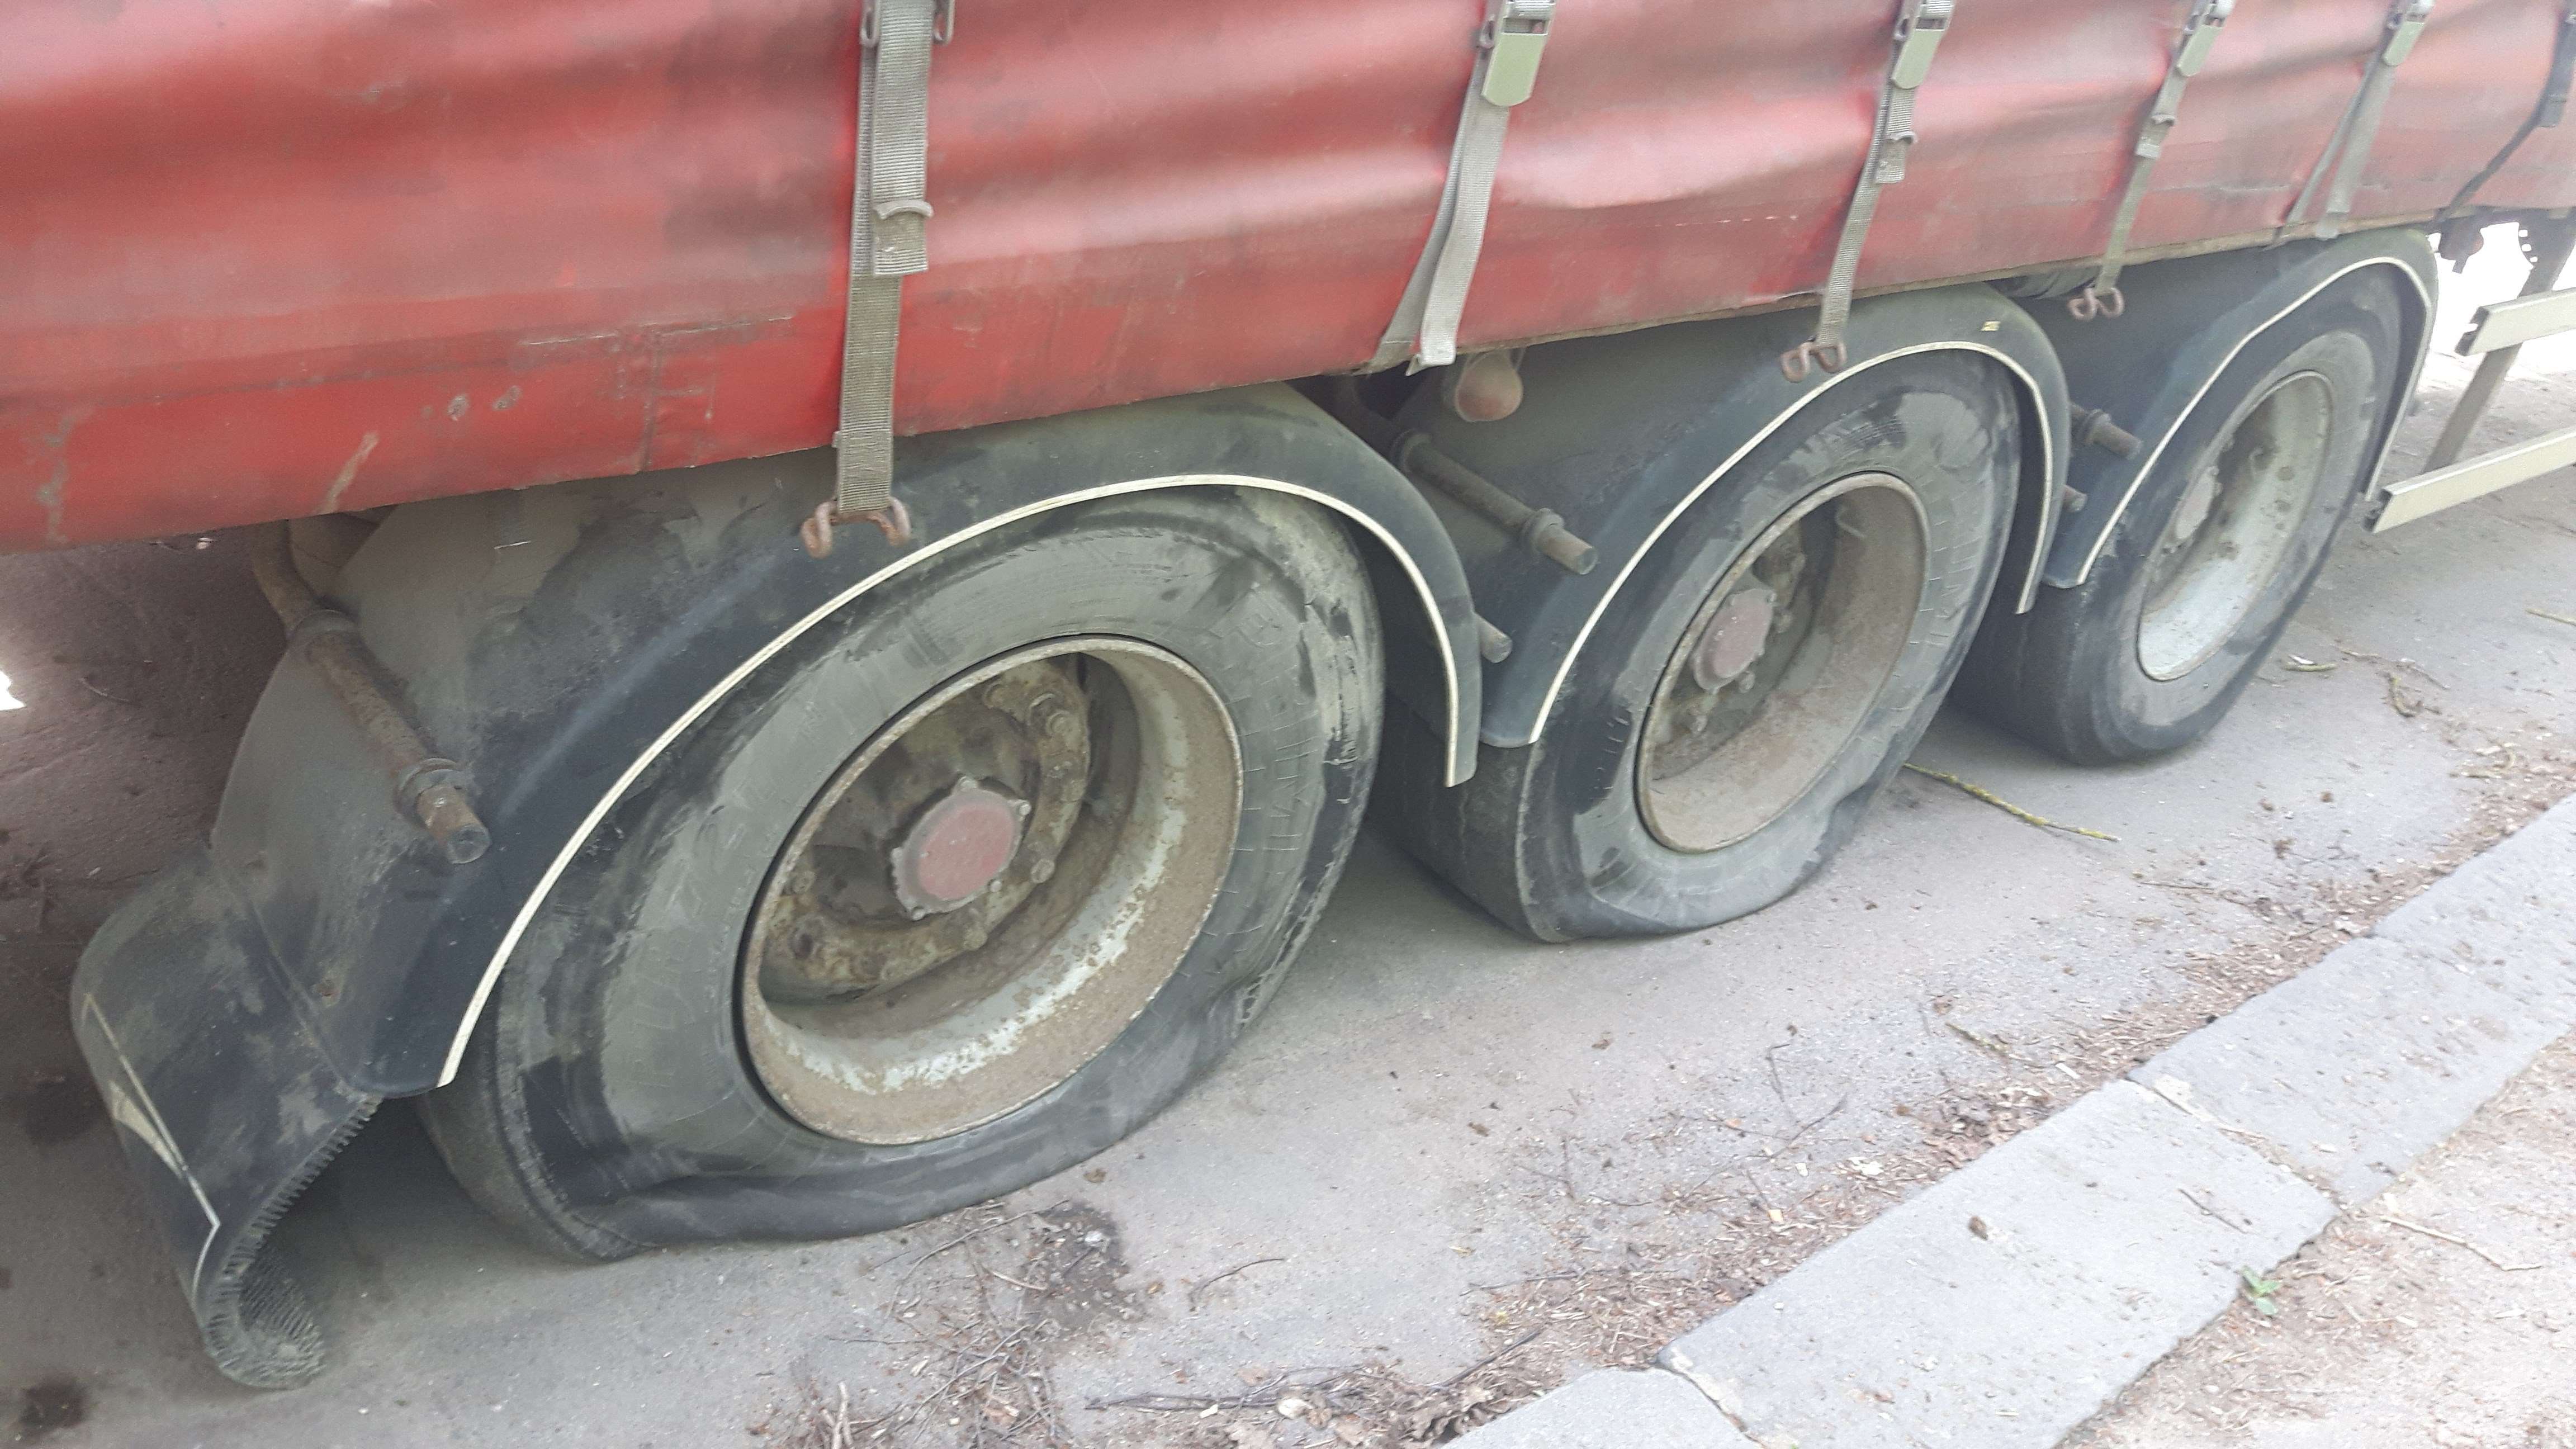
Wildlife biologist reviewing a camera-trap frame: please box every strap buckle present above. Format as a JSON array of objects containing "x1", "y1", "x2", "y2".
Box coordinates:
[
  {"x1": 2175, "y1": 0, "x2": 2233, "y2": 77},
  {"x1": 863, "y1": 0, "x2": 955, "y2": 48},
  {"x1": 1480, "y1": 0, "x2": 1555, "y2": 107},
  {"x1": 1891, "y1": 2, "x2": 1953, "y2": 89},
  {"x1": 2382, "y1": 0, "x2": 2432, "y2": 66}
]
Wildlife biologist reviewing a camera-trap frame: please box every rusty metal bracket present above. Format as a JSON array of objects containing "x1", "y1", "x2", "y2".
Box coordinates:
[
  {"x1": 248, "y1": 524, "x2": 490, "y2": 864},
  {"x1": 1325, "y1": 380, "x2": 1597, "y2": 575},
  {"x1": 2070, "y1": 404, "x2": 2144, "y2": 458}
]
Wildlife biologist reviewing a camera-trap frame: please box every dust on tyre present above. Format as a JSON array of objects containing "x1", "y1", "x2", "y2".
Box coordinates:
[
  {"x1": 1388, "y1": 353, "x2": 2021, "y2": 941},
  {"x1": 419, "y1": 489, "x2": 1381, "y2": 1257},
  {"x1": 1958, "y1": 273, "x2": 2405, "y2": 764}
]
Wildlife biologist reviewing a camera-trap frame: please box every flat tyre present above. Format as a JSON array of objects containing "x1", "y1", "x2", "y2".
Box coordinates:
[{"x1": 420, "y1": 490, "x2": 1381, "y2": 1256}]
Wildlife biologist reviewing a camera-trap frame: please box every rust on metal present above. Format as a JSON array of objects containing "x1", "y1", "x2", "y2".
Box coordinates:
[
  {"x1": 738, "y1": 639, "x2": 1240, "y2": 1146},
  {"x1": 1442, "y1": 349, "x2": 1526, "y2": 423},
  {"x1": 1323, "y1": 378, "x2": 1597, "y2": 575},
  {"x1": 2071, "y1": 405, "x2": 2144, "y2": 458},
  {"x1": 248, "y1": 523, "x2": 489, "y2": 864},
  {"x1": 1638, "y1": 473, "x2": 1928, "y2": 854}
]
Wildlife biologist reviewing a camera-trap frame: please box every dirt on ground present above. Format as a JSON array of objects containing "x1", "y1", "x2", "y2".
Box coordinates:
[
  {"x1": 763, "y1": 731, "x2": 2576, "y2": 1449},
  {"x1": 2072, "y1": 1034, "x2": 2576, "y2": 1449}
]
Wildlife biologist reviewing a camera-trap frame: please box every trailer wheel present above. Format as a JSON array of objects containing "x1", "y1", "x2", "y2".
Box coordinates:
[
  {"x1": 419, "y1": 490, "x2": 1379, "y2": 1256},
  {"x1": 1958, "y1": 274, "x2": 2404, "y2": 764},
  {"x1": 1391, "y1": 355, "x2": 2019, "y2": 940}
]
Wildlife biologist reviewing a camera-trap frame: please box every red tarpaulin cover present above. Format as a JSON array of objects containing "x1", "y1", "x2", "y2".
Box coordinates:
[{"x1": 3, "y1": 0, "x2": 2571, "y2": 549}]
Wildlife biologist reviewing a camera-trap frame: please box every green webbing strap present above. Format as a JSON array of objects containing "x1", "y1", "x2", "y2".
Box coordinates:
[
  {"x1": 1376, "y1": 0, "x2": 1556, "y2": 373},
  {"x1": 2282, "y1": 0, "x2": 2432, "y2": 243},
  {"x1": 812, "y1": 0, "x2": 948, "y2": 556},
  {"x1": 2073, "y1": 0, "x2": 2233, "y2": 320},
  {"x1": 1787, "y1": 0, "x2": 1953, "y2": 381}
]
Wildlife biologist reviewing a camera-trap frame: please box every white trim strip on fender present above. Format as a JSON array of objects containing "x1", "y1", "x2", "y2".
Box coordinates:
[
  {"x1": 1526, "y1": 340, "x2": 2056, "y2": 736},
  {"x1": 438, "y1": 474, "x2": 1466, "y2": 1085},
  {"x1": 2068, "y1": 256, "x2": 2433, "y2": 585},
  {"x1": 84, "y1": 998, "x2": 223, "y2": 1298}
]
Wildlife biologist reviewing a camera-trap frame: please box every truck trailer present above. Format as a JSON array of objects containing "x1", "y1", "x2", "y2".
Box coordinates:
[{"x1": 10, "y1": 0, "x2": 2576, "y2": 1387}]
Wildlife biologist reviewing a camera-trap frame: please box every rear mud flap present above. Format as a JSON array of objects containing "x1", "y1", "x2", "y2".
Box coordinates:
[{"x1": 70, "y1": 851, "x2": 378, "y2": 1389}]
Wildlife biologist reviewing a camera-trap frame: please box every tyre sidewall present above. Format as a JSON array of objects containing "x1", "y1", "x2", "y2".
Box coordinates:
[
  {"x1": 471, "y1": 490, "x2": 1378, "y2": 1246},
  {"x1": 1517, "y1": 356, "x2": 2020, "y2": 937}
]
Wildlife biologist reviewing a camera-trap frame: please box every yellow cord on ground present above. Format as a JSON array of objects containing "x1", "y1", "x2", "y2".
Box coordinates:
[{"x1": 1902, "y1": 763, "x2": 2120, "y2": 842}]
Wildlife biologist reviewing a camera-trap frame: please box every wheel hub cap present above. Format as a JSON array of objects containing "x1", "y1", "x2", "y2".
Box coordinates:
[
  {"x1": 891, "y1": 779, "x2": 1029, "y2": 917},
  {"x1": 1689, "y1": 583, "x2": 1779, "y2": 690}
]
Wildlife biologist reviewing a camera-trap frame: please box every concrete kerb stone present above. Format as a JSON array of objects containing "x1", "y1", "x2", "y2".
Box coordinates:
[
  {"x1": 1447, "y1": 794, "x2": 2576, "y2": 1449},
  {"x1": 2132, "y1": 794, "x2": 2576, "y2": 1205},
  {"x1": 1659, "y1": 1081, "x2": 2331, "y2": 1449},
  {"x1": 1448, "y1": 1369, "x2": 1760, "y2": 1449}
]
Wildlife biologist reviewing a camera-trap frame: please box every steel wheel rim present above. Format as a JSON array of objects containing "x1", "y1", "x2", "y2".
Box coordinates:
[
  {"x1": 740, "y1": 637, "x2": 1240, "y2": 1145},
  {"x1": 1637, "y1": 472, "x2": 1928, "y2": 854},
  {"x1": 2137, "y1": 371, "x2": 2336, "y2": 682}
]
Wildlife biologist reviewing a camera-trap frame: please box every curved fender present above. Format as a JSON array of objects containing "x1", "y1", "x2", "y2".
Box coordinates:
[
  {"x1": 69, "y1": 383, "x2": 1479, "y2": 1385},
  {"x1": 2025, "y1": 229, "x2": 2436, "y2": 589},
  {"x1": 1403, "y1": 284, "x2": 2071, "y2": 749}
]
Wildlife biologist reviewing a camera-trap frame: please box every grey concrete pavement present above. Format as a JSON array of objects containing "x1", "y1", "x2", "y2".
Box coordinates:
[{"x1": 4, "y1": 239, "x2": 2573, "y2": 1447}]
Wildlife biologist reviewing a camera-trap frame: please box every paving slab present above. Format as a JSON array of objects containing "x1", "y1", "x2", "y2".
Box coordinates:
[
  {"x1": 1656, "y1": 1081, "x2": 2331, "y2": 1449},
  {"x1": 2366, "y1": 792, "x2": 2576, "y2": 1015},
  {"x1": 2132, "y1": 797, "x2": 2576, "y2": 1204},
  {"x1": 1450, "y1": 1370, "x2": 1759, "y2": 1449}
]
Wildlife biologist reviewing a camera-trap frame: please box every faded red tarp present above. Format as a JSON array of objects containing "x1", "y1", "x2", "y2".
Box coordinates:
[{"x1": 3, "y1": 0, "x2": 2570, "y2": 548}]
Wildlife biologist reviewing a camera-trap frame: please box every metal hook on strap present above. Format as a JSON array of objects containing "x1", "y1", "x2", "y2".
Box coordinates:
[
  {"x1": 1779, "y1": 340, "x2": 1850, "y2": 383},
  {"x1": 1372, "y1": 0, "x2": 1556, "y2": 373},
  {"x1": 2066, "y1": 284, "x2": 2127, "y2": 322}
]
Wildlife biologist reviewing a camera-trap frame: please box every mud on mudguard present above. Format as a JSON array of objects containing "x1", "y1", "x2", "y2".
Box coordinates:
[
  {"x1": 64, "y1": 385, "x2": 1483, "y2": 1389},
  {"x1": 73, "y1": 853, "x2": 378, "y2": 1389}
]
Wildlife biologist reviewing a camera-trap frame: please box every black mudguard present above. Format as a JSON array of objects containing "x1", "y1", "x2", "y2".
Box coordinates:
[
  {"x1": 1397, "y1": 283, "x2": 2072, "y2": 749},
  {"x1": 69, "y1": 383, "x2": 1479, "y2": 1387},
  {"x1": 73, "y1": 855, "x2": 378, "y2": 1389},
  {"x1": 2023, "y1": 228, "x2": 2436, "y2": 590}
]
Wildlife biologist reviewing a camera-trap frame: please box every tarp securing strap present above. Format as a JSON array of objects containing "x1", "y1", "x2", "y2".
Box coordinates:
[
  {"x1": 815, "y1": 0, "x2": 948, "y2": 555},
  {"x1": 1787, "y1": 0, "x2": 1953, "y2": 381},
  {"x1": 2437, "y1": 0, "x2": 2576, "y2": 228},
  {"x1": 2073, "y1": 0, "x2": 2233, "y2": 320},
  {"x1": 1375, "y1": 0, "x2": 1555, "y2": 373},
  {"x1": 2283, "y1": 0, "x2": 2433, "y2": 243}
]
